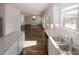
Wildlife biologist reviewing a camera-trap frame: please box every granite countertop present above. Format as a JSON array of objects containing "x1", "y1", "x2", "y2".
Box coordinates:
[
  {"x1": 44, "y1": 28, "x2": 79, "y2": 55},
  {"x1": 0, "y1": 31, "x2": 23, "y2": 55},
  {"x1": 44, "y1": 28, "x2": 73, "y2": 55}
]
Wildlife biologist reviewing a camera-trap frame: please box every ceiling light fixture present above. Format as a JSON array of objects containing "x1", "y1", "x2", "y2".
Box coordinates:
[{"x1": 32, "y1": 16, "x2": 36, "y2": 18}]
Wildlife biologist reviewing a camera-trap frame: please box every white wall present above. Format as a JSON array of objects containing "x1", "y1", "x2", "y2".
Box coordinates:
[
  {"x1": 5, "y1": 4, "x2": 21, "y2": 34},
  {"x1": 24, "y1": 16, "x2": 41, "y2": 25},
  {"x1": 21, "y1": 15, "x2": 25, "y2": 25},
  {"x1": 52, "y1": 4, "x2": 61, "y2": 25},
  {"x1": 41, "y1": 4, "x2": 61, "y2": 29},
  {"x1": 41, "y1": 4, "x2": 53, "y2": 29},
  {"x1": 0, "y1": 4, "x2": 21, "y2": 35}
]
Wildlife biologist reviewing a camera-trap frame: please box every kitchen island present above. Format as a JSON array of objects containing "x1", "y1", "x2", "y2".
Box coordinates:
[{"x1": 0, "y1": 31, "x2": 24, "y2": 55}]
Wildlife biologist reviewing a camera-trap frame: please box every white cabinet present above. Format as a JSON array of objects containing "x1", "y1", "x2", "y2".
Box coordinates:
[
  {"x1": 4, "y1": 32, "x2": 25, "y2": 55},
  {"x1": 4, "y1": 41, "x2": 19, "y2": 55},
  {"x1": 19, "y1": 32, "x2": 25, "y2": 54},
  {"x1": 48, "y1": 39, "x2": 58, "y2": 55}
]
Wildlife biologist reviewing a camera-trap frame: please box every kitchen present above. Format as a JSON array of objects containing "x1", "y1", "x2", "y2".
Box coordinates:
[{"x1": 0, "y1": 3, "x2": 79, "y2": 55}]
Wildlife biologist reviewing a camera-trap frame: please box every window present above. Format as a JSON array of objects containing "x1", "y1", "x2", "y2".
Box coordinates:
[{"x1": 61, "y1": 5, "x2": 79, "y2": 31}]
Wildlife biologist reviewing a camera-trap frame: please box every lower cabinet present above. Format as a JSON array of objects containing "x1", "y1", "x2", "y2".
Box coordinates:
[
  {"x1": 4, "y1": 32, "x2": 25, "y2": 55},
  {"x1": 48, "y1": 39, "x2": 59, "y2": 55},
  {"x1": 4, "y1": 41, "x2": 19, "y2": 55},
  {"x1": 19, "y1": 33, "x2": 25, "y2": 54}
]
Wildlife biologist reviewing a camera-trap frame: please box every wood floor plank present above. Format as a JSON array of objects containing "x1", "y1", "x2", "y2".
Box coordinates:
[{"x1": 21, "y1": 25, "x2": 48, "y2": 55}]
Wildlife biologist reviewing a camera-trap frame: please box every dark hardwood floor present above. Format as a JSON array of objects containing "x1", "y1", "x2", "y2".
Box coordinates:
[{"x1": 21, "y1": 24, "x2": 48, "y2": 55}]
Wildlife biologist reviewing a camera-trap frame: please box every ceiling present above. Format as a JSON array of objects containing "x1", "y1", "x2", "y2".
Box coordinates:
[
  {"x1": 9, "y1": 3, "x2": 50, "y2": 16},
  {"x1": 59, "y1": 3, "x2": 79, "y2": 10}
]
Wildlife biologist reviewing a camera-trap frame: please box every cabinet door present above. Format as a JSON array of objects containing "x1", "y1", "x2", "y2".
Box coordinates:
[
  {"x1": 48, "y1": 39, "x2": 58, "y2": 55},
  {"x1": 4, "y1": 41, "x2": 19, "y2": 55},
  {"x1": 19, "y1": 32, "x2": 25, "y2": 54}
]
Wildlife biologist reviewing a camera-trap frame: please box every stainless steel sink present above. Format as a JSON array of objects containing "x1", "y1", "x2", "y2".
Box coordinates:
[
  {"x1": 71, "y1": 47, "x2": 79, "y2": 55},
  {"x1": 59, "y1": 45, "x2": 70, "y2": 52},
  {"x1": 53, "y1": 37, "x2": 67, "y2": 44},
  {"x1": 53, "y1": 36, "x2": 79, "y2": 55},
  {"x1": 59, "y1": 44, "x2": 79, "y2": 55}
]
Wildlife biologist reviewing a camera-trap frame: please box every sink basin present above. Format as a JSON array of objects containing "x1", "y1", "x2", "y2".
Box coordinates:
[
  {"x1": 71, "y1": 47, "x2": 79, "y2": 55},
  {"x1": 59, "y1": 45, "x2": 71, "y2": 52},
  {"x1": 53, "y1": 36, "x2": 79, "y2": 55},
  {"x1": 59, "y1": 44, "x2": 79, "y2": 55},
  {"x1": 53, "y1": 37, "x2": 67, "y2": 44}
]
